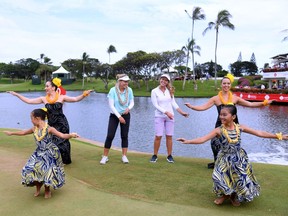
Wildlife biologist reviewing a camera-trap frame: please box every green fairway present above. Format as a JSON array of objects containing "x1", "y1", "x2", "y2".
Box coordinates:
[
  {"x1": 0, "y1": 129, "x2": 287, "y2": 216},
  {"x1": 0, "y1": 78, "x2": 223, "y2": 98}
]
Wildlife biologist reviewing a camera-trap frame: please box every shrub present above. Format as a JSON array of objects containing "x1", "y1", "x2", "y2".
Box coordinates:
[{"x1": 237, "y1": 77, "x2": 251, "y2": 87}]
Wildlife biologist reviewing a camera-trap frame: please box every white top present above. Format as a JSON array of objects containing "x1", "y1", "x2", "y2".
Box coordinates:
[{"x1": 151, "y1": 86, "x2": 179, "y2": 117}]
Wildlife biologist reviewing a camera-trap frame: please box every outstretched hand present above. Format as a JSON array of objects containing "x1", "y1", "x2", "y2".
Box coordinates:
[
  {"x1": 184, "y1": 103, "x2": 192, "y2": 108},
  {"x1": 83, "y1": 90, "x2": 94, "y2": 97},
  {"x1": 267, "y1": 100, "x2": 274, "y2": 105},
  {"x1": 6, "y1": 91, "x2": 16, "y2": 96},
  {"x1": 3, "y1": 131, "x2": 12, "y2": 136},
  {"x1": 177, "y1": 138, "x2": 187, "y2": 143},
  {"x1": 283, "y1": 134, "x2": 288, "y2": 140}
]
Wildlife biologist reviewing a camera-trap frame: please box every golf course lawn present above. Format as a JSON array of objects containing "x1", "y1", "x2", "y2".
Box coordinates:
[{"x1": 0, "y1": 129, "x2": 287, "y2": 216}]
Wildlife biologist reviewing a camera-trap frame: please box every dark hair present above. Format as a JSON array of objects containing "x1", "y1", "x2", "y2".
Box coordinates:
[
  {"x1": 49, "y1": 78, "x2": 58, "y2": 90},
  {"x1": 31, "y1": 109, "x2": 47, "y2": 121},
  {"x1": 222, "y1": 104, "x2": 237, "y2": 116}
]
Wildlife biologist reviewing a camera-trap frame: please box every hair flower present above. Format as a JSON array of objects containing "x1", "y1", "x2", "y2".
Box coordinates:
[
  {"x1": 41, "y1": 107, "x2": 48, "y2": 112},
  {"x1": 225, "y1": 73, "x2": 234, "y2": 83},
  {"x1": 52, "y1": 78, "x2": 62, "y2": 87}
]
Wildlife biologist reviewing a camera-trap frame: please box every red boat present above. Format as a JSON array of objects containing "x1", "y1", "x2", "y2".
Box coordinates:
[
  {"x1": 233, "y1": 91, "x2": 288, "y2": 103},
  {"x1": 233, "y1": 53, "x2": 288, "y2": 104}
]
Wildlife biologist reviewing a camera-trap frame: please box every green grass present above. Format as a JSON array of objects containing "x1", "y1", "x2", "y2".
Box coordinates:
[
  {"x1": 0, "y1": 78, "x2": 222, "y2": 97},
  {"x1": 0, "y1": 129, "x2": 287, "y2": 216}
]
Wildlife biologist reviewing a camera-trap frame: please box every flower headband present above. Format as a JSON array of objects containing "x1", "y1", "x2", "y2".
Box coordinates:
[
  {"x1": 225, "y1": 73, "x2": 234, "y2": 83},
  {"x1": 52, "y1": 78, "x2": 62, "y2": 87},
  {"x1": 41, "y1": 107, "x2": 48, "y2": 120},
  {"x1": 41, "y1": 107, "x2": 48, "y2": 112}
]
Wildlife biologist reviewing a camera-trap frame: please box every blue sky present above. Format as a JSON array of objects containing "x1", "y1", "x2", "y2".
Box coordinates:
[{"x1": 0, "y1": 0, "x2": 287, "y2": 70}]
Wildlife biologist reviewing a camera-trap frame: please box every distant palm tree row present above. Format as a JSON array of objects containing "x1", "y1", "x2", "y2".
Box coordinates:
[
  {"x1": 183, "y1": 7, "x2": 234, "y2": 90},
  {"x1": 203, "y1": 10, "x2": 234, "y2": 86},
  {"x1": 184, "y1": 7, "x2": 205, "y2": 90}
]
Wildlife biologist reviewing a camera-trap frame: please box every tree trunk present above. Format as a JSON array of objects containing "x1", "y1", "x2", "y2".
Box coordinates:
[{"x1": 182, "y1": 52, "x2": 189, "y2": 91}]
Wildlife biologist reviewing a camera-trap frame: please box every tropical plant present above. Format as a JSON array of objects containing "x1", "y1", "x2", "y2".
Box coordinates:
[
  {"x1": 190, "y1": 39, "x2": 201, "y2": 88},
  {"x1": 189, "y1": 7, "x2": 206, "y2": 43},
  {"x1": 203, "y1": 9, "x2": 235, "y2": 87},
  {"x1": 107, "y1": 45, "x2": 117, "y2": 80},
  {"x1": 43, "y1": 56, "x2": 52, "y2": 82},
  {"x1": 182, "y1": 39, "x2": 191, "y2": 90},
  {"x1": 185, "y1": 7, "x2": 205, "y2": 90},
  {"x1": 40, "y1": 53, "x2": 45, "y2": 63},
  {"x1": 181, "y1": 39, "x2": 201, "y2": 90},
  {"x1": 107, "y1": 45, "x2": 117, "y2": 64},
  {"x1": 82, "y1": 52, "x2": 89, "y2": 89}
]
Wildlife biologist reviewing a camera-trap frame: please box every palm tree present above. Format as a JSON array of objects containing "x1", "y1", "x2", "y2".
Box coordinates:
[
  {"x1": 107, "y1": 45, "x2": 117, "y2": 80},
  {"x1": 182, "y1": 39, "x2": 201, "y2": 90},
  {"x1": 203, "y1": 9, "x2": 235, "y2": 87},
  {"x1": 182, "y1": 39, "x2": 191, "y2": 90},
  {"x1": 40, "y1": 53, "x2": 45, "y2": 63},
  {"x1": 82, "y1": 52, "x2": 89, "y2": 89},
  {"x1": 43, "y1": 56, "x2": 52, "y2": 82},
  {"x1": 190, "y1": 39, "x2": 201, "y2": 80},
  {"x1": 185, "y1": 7, "x2": 205, "y2": 90},
  {"x1": 107, "y1": 45, "x2": 117, "y2": 64}
]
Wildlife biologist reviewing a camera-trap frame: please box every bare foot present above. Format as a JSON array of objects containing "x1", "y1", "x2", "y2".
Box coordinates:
[
  {"x1": 34, "y1": 191, "x2": 40, "y2": 197},
  {"x1": 34, "y1": 182, "x2": 42, "y2": 197},
  {"x1": 44, "y1": 186, "x2": 51, "y2": 199},
  {"x1": 44, "y1": 191, "x2": 51, "y2": 199},
  {"x1": 214, "y1": 195, "x2": 229, "y2": 205},
  {"x1": 230, "y1": 193, "x2": 241, "y2": 206},
  {"x1": 231, "y1": 198, "x2": 241, "y2": 206}
]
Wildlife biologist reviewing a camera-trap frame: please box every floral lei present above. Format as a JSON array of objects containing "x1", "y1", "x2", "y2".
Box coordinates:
[
  {"x1": 115, "y1": 84, "x2": 128, "y2": 105},
  {"x1": 221, "y1": 123, "x2": 240, "y2": 144},
  {"x1": 46, "y1": 92, "x2": 59, "y2": 104},
  {"x1": 218, "y1": 91, "x2": 233, "y2": 105},
  {"x1": 34, "y1": 123, "x2": 48, "y2": 141}
]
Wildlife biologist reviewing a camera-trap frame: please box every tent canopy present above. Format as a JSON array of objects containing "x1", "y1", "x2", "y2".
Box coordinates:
[
  {"x1": 52, "y1": 66, "x2": 71, "y2": 80},
  {"x1": 52, "y1": 66, "x2": 70, "y2": 74},
  {"x1": 162, "y1": 66, "x2": 178, "y2": 73}
]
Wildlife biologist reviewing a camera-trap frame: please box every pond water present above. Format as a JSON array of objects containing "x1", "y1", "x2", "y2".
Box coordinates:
[{"x1": 0, "y1": 91, "x2": 287, "y2": 165}]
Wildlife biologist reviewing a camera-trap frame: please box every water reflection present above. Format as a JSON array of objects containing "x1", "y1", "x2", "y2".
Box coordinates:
[{"x1": 0, "y1": 91, "x2": 287, "y2": 165}]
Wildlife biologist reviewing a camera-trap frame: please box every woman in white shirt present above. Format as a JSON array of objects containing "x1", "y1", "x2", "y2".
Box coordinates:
[
  {"x1": 150, "y1": 74, "x2": 189, "y2": 163},
  {"x1": 100, "y1": 74, "x2": 134, "y2": 165}
]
